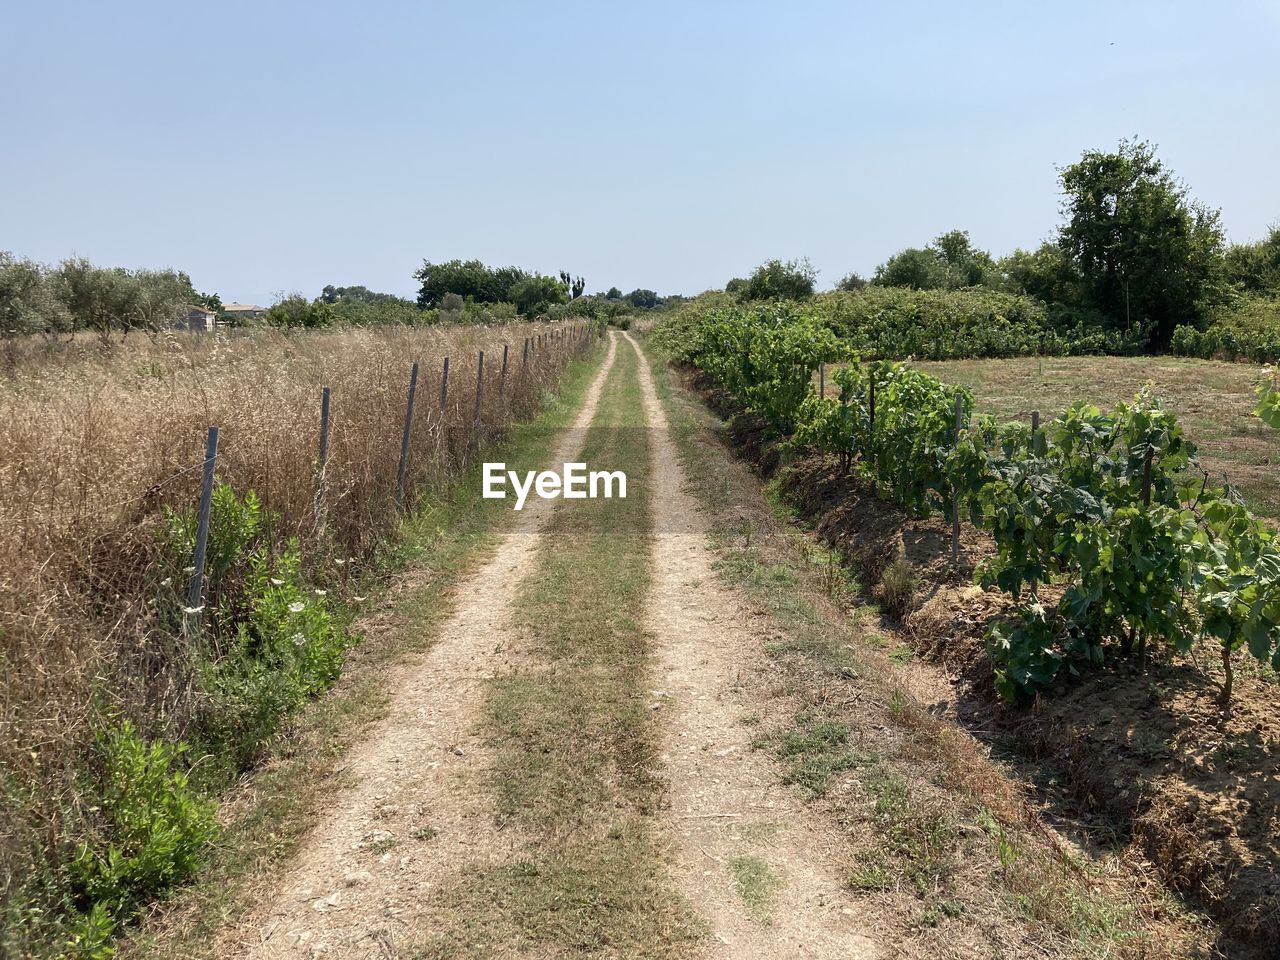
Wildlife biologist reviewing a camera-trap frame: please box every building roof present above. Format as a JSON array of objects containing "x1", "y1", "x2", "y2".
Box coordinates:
[{"x1": 222, "y1": 303, "x2": 266, "y2": 312}]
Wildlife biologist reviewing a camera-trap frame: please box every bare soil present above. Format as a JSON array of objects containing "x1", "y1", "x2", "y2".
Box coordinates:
[{"x1": 626, "y1": 334, "x2": 882, "y2": 958}]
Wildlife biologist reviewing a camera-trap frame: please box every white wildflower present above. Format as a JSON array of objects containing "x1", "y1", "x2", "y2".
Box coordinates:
[
  {"x1": 270, "y1": 577, "x2": 285, "y2": 586},
  {"x1": 353, "y1": 596, "x2": 367, "y2": 602},
  {"x1": 291, "y1": 632, "x2": 306, "y2": 646},
  {"x1": 288, "y1": 601, "x2": 306, "y2": 614},
  {"x1": 160, "y1": 577, "x2": 172, "y2": 586},
  {"x1": 314, "y1": 589, "x2": 327, "y2": 597},
  {"x1": 334, "y1": 558, "x2": 345, "y2": 566},
  {"x1": 182, "y1": 605, "x2": 205, "y2": 615}
]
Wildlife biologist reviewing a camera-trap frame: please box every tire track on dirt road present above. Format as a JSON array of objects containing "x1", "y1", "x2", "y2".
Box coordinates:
[
  {"x1": 224, "y1": 334, "x2": 619, "y2": 959},
  {"x1": 625, "y1": 333, "x2": 882, "y2": 959}
]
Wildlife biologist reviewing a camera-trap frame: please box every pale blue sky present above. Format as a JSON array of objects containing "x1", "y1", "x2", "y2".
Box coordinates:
[{"x1": 2, "y1": 1, "x2": 1277, "y2": 304}]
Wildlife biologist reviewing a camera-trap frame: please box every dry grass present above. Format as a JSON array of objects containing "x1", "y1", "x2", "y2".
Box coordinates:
[
  {"x1": 912, "y1": 355, "x2": 1280, "y2": 521},
  {"x1": 0, "y1": 322, "x2": 589, "y2": 944}
]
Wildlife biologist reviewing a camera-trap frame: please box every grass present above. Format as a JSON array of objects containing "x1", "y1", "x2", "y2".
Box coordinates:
[
  {"x1": 728, "y1": 855, "x2": 782, "y2": 922},
  {"x1": 117, "y1": 344, "x2": 606, "y2": 960},
  {"x1": 648, "y1": 340, "x2": 1211, "y2": 958},
  {"x1": 912, "y1": 354, "x2": 1280, "y2": 520},
  {"x1": 418, "y1": 341, "x2": 701, "y2": 958},
  {"x1": 2, "y1": 322, "x2": 595, "y2": 955}
]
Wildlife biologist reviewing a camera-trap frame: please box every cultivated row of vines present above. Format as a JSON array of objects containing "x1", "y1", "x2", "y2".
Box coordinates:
[{"x1": 658, "y1": 305, "x2": 1280, "y2": 702}]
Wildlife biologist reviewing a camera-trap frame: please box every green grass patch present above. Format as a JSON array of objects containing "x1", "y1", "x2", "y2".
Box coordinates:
[{"x1": 729, "y1": 855, "x2": 782, "y2": 923}]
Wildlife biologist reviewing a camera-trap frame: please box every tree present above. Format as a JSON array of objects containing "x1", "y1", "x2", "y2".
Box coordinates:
[
  {"x1": 743, "y1": 258, "x2": 817, "y2": 301},
  {"x1": 996, "y1": 243, "x2": 1078, "y2": 304},
  {"x1": 508, "y1": 275, "x2": 568, "y2": 317},
  {"x1": 1223, "y1": 226, "x2": 1280, "y2": 296},
  {"x1": 0, "y1": 252, "x2": 71, "y2": 337},
  {"x1": 321, "y1": 284, "x2": 405, "y2": 305},
  {"x1": 873, "y1": 247, "x2": 947, "y2": 289},
  {"x1": 1057, "y1": 139, "x2": 1225, "y2": 348},
  {"x1": 262, "y1": 294, "x2": 336, "y2": 329},
  {"x1": 413, "y1": 259, "x2": 527, "y2": 308},
  {"x1": 558, "y1": 271, "x2": 586, "y2": 300},
  {"x1": 836, "y1": 271, "x2": 867, "y2": 292},
  {"x1": 605, "y1": 286, "x2": 623, "y2": 300},
  {"x1": 725, "y1": 277, "x2": 747, "y2": 296},
  {"x1": 625, "y1": 288, "x2": 659, "y2": 309},
  {"x1": 51, "y1": 259, "x2": 196, "y2": 338},
  {"x1": 872, "y1": 230, "x2": 994, "y2": 290}
]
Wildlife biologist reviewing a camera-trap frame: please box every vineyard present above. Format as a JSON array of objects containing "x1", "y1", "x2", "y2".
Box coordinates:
[{"x1": 654, "y1": 302, "x2": 1280, "y2": 703}]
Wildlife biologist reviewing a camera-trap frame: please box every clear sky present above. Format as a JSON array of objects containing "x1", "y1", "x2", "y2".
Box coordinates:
[{"x1": 2, "y1": 1, "x2": 1277, "y2": 305}]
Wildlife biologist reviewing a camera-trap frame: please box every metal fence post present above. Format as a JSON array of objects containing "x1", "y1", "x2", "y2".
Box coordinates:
[
  {"x1": 819, "y1": 362, "x2": 825, "y2": 399},
  {"x1": 188, "y1": 425, "x2": 220, "y2": 612},
  {"x1": 439, "y1": 356, "x2": 450, "y2": 409},
  {"x1": 473, "y1": 350, "x2": 485, "y2": 427},
  {"x1": 315, "y1": 386, "x2": 331, "y2": 533},
  {"x1": 396, "y1": 362, "x2": 419, "y2": 504},
  {"x1": 951, "y1": 393, "x2": 963, "y2": 565},
  {"x1": 499, "y1": 343, "x2": 509, "y2": 400},
  {"x1": 522, "y1": 336, "x2": 529, "y2": 369}
]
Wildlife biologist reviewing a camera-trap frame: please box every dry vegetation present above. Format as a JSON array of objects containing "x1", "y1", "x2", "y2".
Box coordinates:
[{"x1": 0, "y1": 322, "x2": 589, "y2": 950}]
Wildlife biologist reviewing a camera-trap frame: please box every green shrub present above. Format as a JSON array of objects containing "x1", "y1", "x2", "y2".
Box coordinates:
[
  {"x1": 69, "y1": 721, "x2": 216, "y2": 928},
  {"x1": 163, "y1": 484, "x2": 348, "y2": 767},
  {"x1": 197, "y1": 544, "x2": 345, "y2": 768}
]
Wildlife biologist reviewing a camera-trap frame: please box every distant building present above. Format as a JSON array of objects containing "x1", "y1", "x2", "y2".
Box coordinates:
[
  {"x1": 222, "y1": 303, "x2": 267, "y2": 321},
  {"x1": 177, "y1": 305, "x2": 218, "y2": 332}
]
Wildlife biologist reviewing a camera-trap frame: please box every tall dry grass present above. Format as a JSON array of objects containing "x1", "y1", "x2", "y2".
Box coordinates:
[{"x1": 0, "y1": 321, "x2": 591, "y2": 940}]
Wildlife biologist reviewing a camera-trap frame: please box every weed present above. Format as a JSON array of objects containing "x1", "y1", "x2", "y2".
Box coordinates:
[
  {"x1": 69, "y1": 722, "x2": 217, "y2": 934},
  {"x1": 878, "y1": 558, "x2": 917, "y2": 618}
]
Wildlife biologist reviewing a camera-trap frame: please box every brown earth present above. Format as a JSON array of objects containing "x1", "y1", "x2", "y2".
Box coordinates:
[{"x1": 626, "y1": 334, "x2": 883, "y2": 958}]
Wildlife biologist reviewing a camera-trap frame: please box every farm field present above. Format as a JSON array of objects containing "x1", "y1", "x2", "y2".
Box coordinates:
[{"x1": 912, "y1": 355, "x2": 1280, "y2": 521}]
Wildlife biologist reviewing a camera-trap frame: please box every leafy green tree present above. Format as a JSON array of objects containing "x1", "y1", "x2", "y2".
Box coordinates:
[
  {"x1": 320, "y1": 284, "x2": 405, "y2": 305},
  {"x1": 836, "y1": 271, "x2": 867, "y2": 291},
  {"x1": 507, "y1": 275, "x2": 568, "y2": 317},
  {"x1": 743, "y1": 258, "x2": 816, "y2": 301},
  {"x1": 605, "y1": 286, "x2": 623, "y2": 300},
  {"x1": 873, "y1": 247, "x2": 948, "y2": 289},
  {"x1": 51, "y1": 259, "x2": 196, "y2": 337},
  {"x1": 1056, "y1": 139, "x2": 1225, "y2": 348},
  {"x1": 1223, "y1": 226, "x2": 1280, "y2": 295},
  {"x1": 0, "y1": 252, "x2": 71, "y2": 336},
  {"x1": 625, "y1": 288, "x2": 659, "y2": 309},
  {"x1": 725, "y1": 277, "x2": 747, "y2": 296},
  {"x1": 873, "y1": 230, "x2": 994, "y2": 290},
  {"x1": 413, "y1": 259, "x2": 528, "y2": 308},
  {"x1": 262, "y1": 294, "x2": 336, "y2": 329},
  {"x1": 996, "y1": 243, "x2": 1077, "y2": 304}
]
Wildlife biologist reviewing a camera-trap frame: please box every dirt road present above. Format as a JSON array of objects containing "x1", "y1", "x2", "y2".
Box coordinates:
[{"x1": 219, "y1": 332, "x2": 880, "y2": 958}]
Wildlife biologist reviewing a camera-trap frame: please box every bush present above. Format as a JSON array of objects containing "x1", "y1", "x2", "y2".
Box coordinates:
[
  {"x1": 810, "y1": 288, "x2": 1139, "y2": 360},
  {"x1": 742, "y1": 258, "x2": 817, "y2": 301},
  {"x1": 164, "y1": 484, "x2": 347, "y2": 768},
  {"x1": 69, "y1": 721, "x2": 216, "y2": 931}
]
